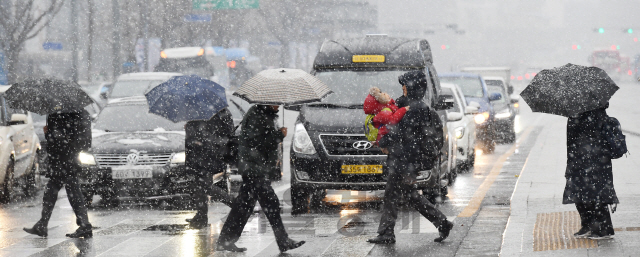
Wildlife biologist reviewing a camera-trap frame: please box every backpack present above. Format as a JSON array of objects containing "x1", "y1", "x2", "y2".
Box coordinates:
[
  {"x1": 364, "y1": 108, "x2": 391, "y2": 141},
  {"x1": 601, "y1": 116, "x2": 628, "y2": 159}
]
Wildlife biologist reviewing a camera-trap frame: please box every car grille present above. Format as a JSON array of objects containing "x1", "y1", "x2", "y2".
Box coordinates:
[
  {"x1": 94, "y1": 153, "x2": 173, "y2": 167},
  {"x1": 319, "y1": 134, "x2": 384, "y2": 156}
]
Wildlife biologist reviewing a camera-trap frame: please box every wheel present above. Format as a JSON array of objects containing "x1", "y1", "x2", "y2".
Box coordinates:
[
  {"x1": 291, "y1": 186, "x2": 310, "y2": 215},
  {"x1": 0, "y1": 159, "x2": 15, "y2": 204},
  {"x1": 23, "y1": 154, "x2": 39, "y2": 197},
  {"x1": 447, "y1": 167, "x2": 457, "y2": 186},
  {"x1": 467, "y1": 150, "x2": 476, "y2": 169},
  {"x1": 440, "y1": 184, "x2": 449, "y2": 198}
]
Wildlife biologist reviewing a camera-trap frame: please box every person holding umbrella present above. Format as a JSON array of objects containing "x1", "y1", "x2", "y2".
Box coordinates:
[
  {"x1": 216, "y1": 68, "x2": 332, "y2": 252},
  {"x1": 145, "y1": 75, "x2": 235, "y2": 228},
  {"x1": 8, "y1": 79, "x2": 95, "y2": 238},
  {"x1": 521, "y1": 64, "x2": 620, "y2": 240}
]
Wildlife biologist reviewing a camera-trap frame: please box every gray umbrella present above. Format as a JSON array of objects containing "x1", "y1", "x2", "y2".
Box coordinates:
[
  {"x1": 233, "y1": 68, "x2": 332, "y2": 105},
  {"x1": 520, "y1": 63, "x2": 619, "y2": 117}
]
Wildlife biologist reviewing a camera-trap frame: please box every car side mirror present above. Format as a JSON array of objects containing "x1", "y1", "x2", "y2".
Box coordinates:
[
  {"x1": 464, "y1": 106, "x2": 479, "y2": 114},
  {"x1": 510, "y1": 95, "x2": 520, "y2": 104},
  {"x1": 489, "y1": 93, "x2": 502, "y2": 101},
  {"x1": 9, "y1": 114, "x2": 27, "y2": 125},
  {"x1": 100, "y1": 91, "x2": 108, "y2": 100},
  {"x1": 447, "y1": 112, "x2": 463, "y2": 121},
  {"x1": 284, "y1": 105, "x2": 302, "y2": 111},
  {"x1": 507, "y1": 85, "x2": 514, "y2": 95}
]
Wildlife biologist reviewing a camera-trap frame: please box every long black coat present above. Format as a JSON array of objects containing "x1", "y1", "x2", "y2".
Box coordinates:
[
  {"x1": 185, "y1": 108, "x2": 234, "y2": 170},
  {"x1": 237, "y1": 105, "x2": 284, "y2": 177},
  {"x1": 562, "y1": 108, "x2": 618, "y2": 204},
  {"x1": 379, "y1": 99, "x2": 444, "y2": 174},
  {"x1": 45, "y1": 110, "x2": 92, "y2": 177}
]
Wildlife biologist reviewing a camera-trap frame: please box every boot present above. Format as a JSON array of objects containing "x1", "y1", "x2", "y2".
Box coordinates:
[
  {"x1": 367, "y1": 234, "x2": 396, "y2": 244},
  {"x1": 573, "y1": 226, "x2": 591, "y2": 238},
  {"x1": 434, "y1": 220, "x2": 454, "y2": 242},
  {"x1": 66, "y1": 226, "x2": 93, "y2": 238},
  {"x1": 278, "y1": 238, "x2": 306, "y2": 252},
  {"x1": 186, "y1": 215, "x2": 208, "y2": 229},
  {"x1": 24, "y1": 223, "x2": 48, "y2": 237},
  {"x1": 216, "y1": 240, "x2": 247, "y2": 252}
]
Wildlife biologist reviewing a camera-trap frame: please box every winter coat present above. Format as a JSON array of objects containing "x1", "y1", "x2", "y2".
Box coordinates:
[
  {"x1": 185, "y1": 108, "x2": 234, "y2": 171},
  {"x1": 236, "y1": 105, "x2": 284, "y2": 177},
  {"x1": 379, "y1": 99, "x2": 443, "y2": 174},
  {"x1": 363, "y1": 94, "x2": 407, "y2": 143},
  {"x1": 45, "y1": 110, "x2": 92, "y2": 177},
  {"x1": 562, "y1": 108, "x2": 619, "y2": 204}
]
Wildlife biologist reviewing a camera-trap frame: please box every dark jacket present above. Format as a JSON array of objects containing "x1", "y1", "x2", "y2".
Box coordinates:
[
  {"x1": 237, "y1": 105, "x2": 284, "y2": 177},
  {"x1": 562, "y1": 108, "x2": 618, "y2": 204},
  {"x1": 46, "y1": 110, "x2": 92, "y2": 157},
  {"x1": 45, "y1": 110, "x2": 92, "y2": 177},
  {"x1": 185, "y1": 108, "x2": 234, "y2": 170}
]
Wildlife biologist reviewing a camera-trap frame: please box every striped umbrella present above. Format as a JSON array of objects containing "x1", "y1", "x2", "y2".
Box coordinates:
[{"x1": 233, "y1": 68, "x2": 332, "y2": 105}]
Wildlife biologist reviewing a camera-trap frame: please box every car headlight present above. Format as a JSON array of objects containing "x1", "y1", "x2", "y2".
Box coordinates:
[
  {"x1": 78, "y1": 152, "x2": 96, "y2": 165},
  {"x1": 474, "y1": 112, "x2": 489, "y2": 124},
  {"x1": 455, "y1": 127, "x2": 465, "y2": 139},
  {"x1": 293, "y1": 123, "x2": 316, "y2": 155},
  {"x1": 171, "y1": 152, "x2": 186, "y2": 164},
  {"x1": 495, "y1": 109, "x2": 511, "y2": 119}
]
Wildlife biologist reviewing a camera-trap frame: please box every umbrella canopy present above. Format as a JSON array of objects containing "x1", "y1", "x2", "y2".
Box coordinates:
[
  {"x1": 5, "y1": 78, "x2": 93, "y2": 115},
  {"x1": 233, "y1": 68, "x2": 332, "y2": 105},
  {"x1": 520, "y1": 63, "x2": 619, "y2": 117},
  {"x1": 145, "y1": 75, "x2": 228, "y2": 123}
]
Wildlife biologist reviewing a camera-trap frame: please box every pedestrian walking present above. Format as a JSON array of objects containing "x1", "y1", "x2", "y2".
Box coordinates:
[
  {"x1": 24, "y1": 110, "x2": 93, "y2": 238},
  {"x1": 368, "y1": 71, "x2": 453, "y2": 244},
  {"x1": 216, "y1": 105, "x2": 305, "y2": 252},
  {"x1": 184, "y1": 107, "x2": 235, "y2": 229},
  {"x1": 563, "y1": 105, "x2": 619, "y2": 240}
]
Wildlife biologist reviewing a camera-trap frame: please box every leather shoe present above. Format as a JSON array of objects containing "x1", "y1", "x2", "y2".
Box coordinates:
[
  {"x1": 66, "y1": 226, "x2": 93, "y2": 238},
  {"x1": 278, "y1": 238, "x2": 306, "y2": 252},
  {"x1": 216, "y1": 241, "x2": 247, "y2": 252},
  {"x1": 187, "y1": 217, "x2": 208, "y2": 229},
  {"x1": 24, "y1": 225, "x2": 47, "y2": 237},
  {"x1": 367, "y1": 235, "x2": 396, "y2": 244},
  {"x1": 434, "y1": 220, "x2": 454, "y2": 242}
]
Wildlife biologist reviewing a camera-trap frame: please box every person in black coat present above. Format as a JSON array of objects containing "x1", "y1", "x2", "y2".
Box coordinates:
[
  {"x1": 563, "y1": 106, "x2": 618, "y2": 240},
  {"x1": 216, "y1": 105, "x2": 305, "y2": 253},
  {"x1": 184, "y1": 108, "x2": 235, "y2": 228},
  {"x1": 368, "y1": 71, "x2": 454, "y2": 244},
  {"x1": 24, "y1": 110, "x2": 93, "y2": 238}
]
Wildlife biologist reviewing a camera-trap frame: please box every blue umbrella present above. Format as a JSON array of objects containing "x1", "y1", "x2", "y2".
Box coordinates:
[{"x1": 145, "y1": 75, "x2": 228, "y2": 123}]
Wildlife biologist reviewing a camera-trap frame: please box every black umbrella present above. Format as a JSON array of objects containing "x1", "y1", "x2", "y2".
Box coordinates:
[
  {"x1": 5, "y1": 78, "x2": 94, "y2": 115},
  {"x1": 520, "y1": 63, "x2": 619, "y2": 117}
]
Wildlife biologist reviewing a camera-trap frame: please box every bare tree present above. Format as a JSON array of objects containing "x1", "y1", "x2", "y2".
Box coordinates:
[{"x1": 0, "y1": 0, "x2": 65, "y2": 83}]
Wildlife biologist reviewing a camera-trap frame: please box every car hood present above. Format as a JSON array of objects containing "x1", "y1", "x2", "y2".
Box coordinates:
[
  {"x1": 90, "y1": 131, "x2": 185, "y2": 154},
  {"x1": 300, "y1": 106, "x2": 363, "y2": 134}
]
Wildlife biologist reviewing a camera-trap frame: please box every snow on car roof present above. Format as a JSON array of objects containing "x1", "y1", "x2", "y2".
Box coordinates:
[
  {"x1": 116, "y1": 72, "x2": 182, "y2": 81},
  {"x1": 0, "y1": 85, "x2": 9, "y2": 93},
  {"x1": 161, "y1": 47, "x2": 203, "y2": 58},
  {"x1": 482, "y1": 76, "x2": 505, "y2": 82}
]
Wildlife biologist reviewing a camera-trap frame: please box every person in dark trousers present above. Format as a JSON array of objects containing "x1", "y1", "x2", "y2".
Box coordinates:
[
  {"x1": 24, "y1": 110, "x2": 93, "y2": 238},
  {"x1": 368, "y1": 71, "x2": 454, "y2": 244},
  {"x1": 563, "y1": 105, "x2": 618, "y2": 240},
  {"x1": 184, "y1": 108, "x2": 235, "y2": 228},
  {"x1": 216, "y1": 105, "x2": 305, "y2": 253}
]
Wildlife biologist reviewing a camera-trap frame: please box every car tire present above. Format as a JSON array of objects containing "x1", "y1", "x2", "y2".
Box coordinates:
[
  {"x1": 468, "y1": 150, "x2": 476, "y2": 169},
  {"x1": 0, "y1": 159, "x2": 15, "y2": 204},
  {"x1": 504, "y1": 123, "x2": 517, "y2": 143},
  {"x1": 291, "y1": 186, "x2": 310, "y2": 215},
  {"x1": 23, "y1": 154, "x2": 39, "y2": 197}
]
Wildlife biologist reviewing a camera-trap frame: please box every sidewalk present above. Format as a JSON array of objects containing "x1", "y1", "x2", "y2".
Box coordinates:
[{"x1": 500, "y1": 113, "x2": 640, "y2": 256}]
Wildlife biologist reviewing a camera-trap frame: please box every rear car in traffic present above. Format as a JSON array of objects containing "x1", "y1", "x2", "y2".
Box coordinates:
[{"x1": 441, "y1": 83, "x2": 478, "y2": 171}]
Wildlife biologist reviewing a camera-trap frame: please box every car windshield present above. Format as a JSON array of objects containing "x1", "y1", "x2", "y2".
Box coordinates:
[
  {"x1": 487, "y1": 85, "x2": 506, "y2": 104},
  {"x1": 94, "y1": 105, "x2": 184, "y2": 132},
  {"x1": 156, "y1": 58, "x2": 213, "y2": 78},
  {"x1": 485, "y1": 80, "x2": 504, "y2": 89},
  {"x1": 110, "y1": 80, "x2": 164, "y2": 98},
  {"x1": 314, "y1": 70, "x2": 408, "y2": 106},
  {"x1": 439, "y1": 76, "x2": 484, "y2": 98}
]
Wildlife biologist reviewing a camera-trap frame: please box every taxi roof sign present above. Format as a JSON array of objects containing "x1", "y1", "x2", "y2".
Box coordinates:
[{"x1": 352, "y1": 55, "x2": 385, "y2": 63}]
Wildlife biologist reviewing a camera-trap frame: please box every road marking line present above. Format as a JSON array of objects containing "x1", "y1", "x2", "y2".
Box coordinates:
[{"x1": 457, "y1": 126, "x2": 534, "y2": 218}]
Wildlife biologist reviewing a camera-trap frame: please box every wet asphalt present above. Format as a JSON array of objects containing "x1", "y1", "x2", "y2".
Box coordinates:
[{"x1": 0, "y1": 79, "x2": 585, "y2": 256}]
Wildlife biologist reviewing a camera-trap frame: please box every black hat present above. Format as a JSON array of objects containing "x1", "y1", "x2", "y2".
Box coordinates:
[{"x1": 398, "y1": 71, "x2": 428, "y2": 100}]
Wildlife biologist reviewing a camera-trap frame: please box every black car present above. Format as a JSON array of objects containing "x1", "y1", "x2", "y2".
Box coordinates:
[
  {"x1": 288, "y1": 36, "x2": 453, "y2": 213},
  {"x1": 77, "y1": 97, "x2": 225, "y2": 206}
]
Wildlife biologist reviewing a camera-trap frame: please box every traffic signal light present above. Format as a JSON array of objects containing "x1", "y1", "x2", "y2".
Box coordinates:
[
  {"x1": 628, "y1": 28, "x2": 633, "y2": 34},
  {"x1": 599, "y1": 28, "x2": 605, "y2": 33},
  {"x1": 571, "y1": 45, "x2": 581, "y2": 50},
  {"x1": 440, "y1": 45, "x2": 450, "y2": 50}
]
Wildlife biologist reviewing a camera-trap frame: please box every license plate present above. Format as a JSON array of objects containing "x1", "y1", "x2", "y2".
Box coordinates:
[
  {"x1": 352, "y1": 55, "x2": 385, "y2": 63},
  {"x1": 341, "y1": 165, "x2": 383, "y2": 174},
  {"x1": 112, "y1": 166, "x2": 153, "y2": 179}
]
